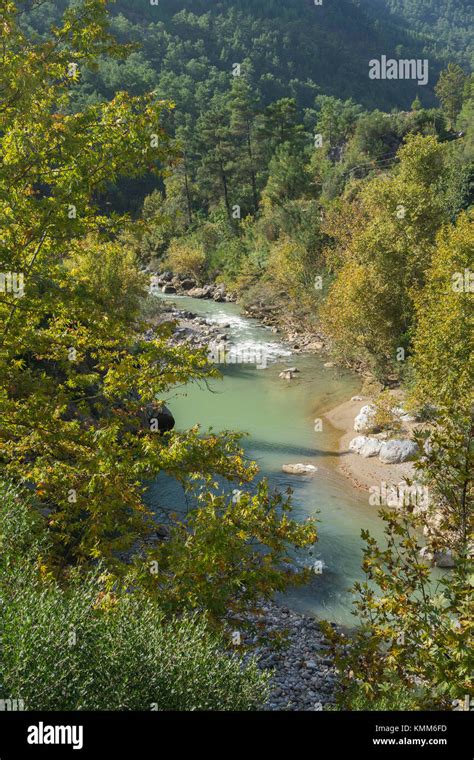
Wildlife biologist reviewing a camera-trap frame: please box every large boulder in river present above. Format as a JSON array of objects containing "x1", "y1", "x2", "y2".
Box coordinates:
[
  {"x1": 433, "y1": 550, "x2": 456, "y2": 568},
  {"x1": 180, "y1": 278, "x2": 196, "y2": 290},
  {"x1": 282, "y1": 463, "x2": 318, "y2": 475},
  {"x1": 378, "y1": 439, "x2": 418, "y2": 464},
  {"x1": 143, "y1": 403, "x2": 175, "y2": 434},
  {"x1": 419, "y1": 547, "x2": 456, "y2": 568},
  {"x1": 162, "y1": 284, "x2": 176, "y2": 294},
  {"x1": 187, "y1": 287, "x2": 207, "y2": 298}
]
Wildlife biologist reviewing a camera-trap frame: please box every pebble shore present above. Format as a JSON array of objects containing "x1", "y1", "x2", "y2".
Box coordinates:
[{"x1": 240, "y1": 602, "x2": 340, "y2": 711}]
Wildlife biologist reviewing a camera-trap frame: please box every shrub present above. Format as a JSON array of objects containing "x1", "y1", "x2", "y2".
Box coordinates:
[
  {"x1": 0, "y1": 571, "x2": 268, "y2": 711},
  {"x1": 163, "y1": 238, "x2": 207, "y2": 280},
  {"x1": 0, "y1": 482, "x2": 268, "y2": 711},
  {"x1": 371, "y1": 391, "x2": 403, "y2": 434}
]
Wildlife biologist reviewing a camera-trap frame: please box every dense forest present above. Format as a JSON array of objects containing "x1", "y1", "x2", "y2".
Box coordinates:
[
  {"x1": 0, "y1": 0, "x2": 472, "y2": 716},
  {"x1": 20, "y1": 0, "x2": 472, "y2": 114},
  {"x1": 367, "y1": 0, "x2": 473, "y2": 63}
]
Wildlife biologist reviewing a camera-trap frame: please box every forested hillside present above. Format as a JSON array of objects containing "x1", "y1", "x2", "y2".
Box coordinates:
[
  {"x1": 20, "y1": 0, "x2": 471, "y2": 115},
  {"x1": 367, "y1": 0, "x2": 473, "y2": 65}
]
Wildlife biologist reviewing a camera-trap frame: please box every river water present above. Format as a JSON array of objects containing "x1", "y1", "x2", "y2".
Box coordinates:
[{"x1": 149, "y1": 294, "x2": 386, "y2": 626}]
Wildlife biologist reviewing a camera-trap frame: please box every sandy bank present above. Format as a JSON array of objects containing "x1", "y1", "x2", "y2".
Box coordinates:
[{"x1": 324, "y1": 397, "x2": 415, "y2": 493}]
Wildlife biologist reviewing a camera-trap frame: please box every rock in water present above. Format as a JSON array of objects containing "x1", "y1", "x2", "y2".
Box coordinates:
[
  {"x1": 433, "y1": 550, "x2": 456, "y2": 568},
  {"x1": 144, "y1": 403, "x2": 175, "y2": 434},
  {"x1": 279, "y1": 368, "x2": 300, "y2": 379},
  {"x1": 282, "y1": 463, "x2": 318, "y2": 475}
]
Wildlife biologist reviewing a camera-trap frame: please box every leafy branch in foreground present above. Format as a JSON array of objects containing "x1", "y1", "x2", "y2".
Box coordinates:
[{"x1": 130, "y1": 481, "x2": 317, "y2": 621}]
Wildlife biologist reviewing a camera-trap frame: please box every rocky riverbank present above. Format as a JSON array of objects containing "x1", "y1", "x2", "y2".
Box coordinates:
[
  {"x1": 242, "y1": 299, "x2": 329, "y2": 354},
  {"x1": 149, "y1": 270, "x2": 236, "y2": 303},
  {"x1": 324, "y1": 396, "x2": 417, "y2": 493},
  {"x1": 148, "y1": 271, "x2": 330, "y2": 356},
  {"x1": 238, "y1": 602, "x2": 339, "y2": 711},
  {"x1": 146, "y1": 302, "x2": 231, "y2": 353}
]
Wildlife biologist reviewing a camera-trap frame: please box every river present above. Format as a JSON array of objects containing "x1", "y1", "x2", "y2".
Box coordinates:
[{"x1": 148, "y1": 294, "x2": 386, "y2": 627}]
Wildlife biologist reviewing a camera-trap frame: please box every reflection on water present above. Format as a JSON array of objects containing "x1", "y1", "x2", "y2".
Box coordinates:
[{"x1": 148, "y1": 294, "x2": 385, "y2": 626}]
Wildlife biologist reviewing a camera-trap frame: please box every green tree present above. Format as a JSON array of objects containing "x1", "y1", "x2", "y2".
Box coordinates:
[
  {"x1": 263, "y1": 142, "x2": 310, "y2": 205},
  {"x1": 321, "y1": 134, "x2": 452, "y2": 377},
  {"x1": 257, "y1": 98, "x2": 306, "y2": 162},
  {"x1": 314, "y1": 95, "x2": 363, "y2": 147},
  {"x1": 195, "y1": 93, "x2": 235, "y2": 224},
  {"x1": 229, "y1": 77, "x2": 261, "y2": 214},
  {"x1": 410, "y1": 211, "x2": 474, "y2": 409},
  {"x1": 435, "y1": 63, "x2": 468, "y2": 125}
]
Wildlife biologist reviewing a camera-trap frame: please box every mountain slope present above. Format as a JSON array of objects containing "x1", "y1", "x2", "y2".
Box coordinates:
[{"x1": 20, "y1": 0, "x2": 470, "y2": 114}]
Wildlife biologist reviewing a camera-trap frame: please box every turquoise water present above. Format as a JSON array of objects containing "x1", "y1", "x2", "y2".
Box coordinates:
[{"x1": 148, "y1": 294, "x2": 385, "y2": 626}]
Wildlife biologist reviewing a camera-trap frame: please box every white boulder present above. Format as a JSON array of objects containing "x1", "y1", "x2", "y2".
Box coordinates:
[
  {"x1": 378, "y1": 439, "x2": 418, "y2": 464},
  {"x1": 349, "y1": 435, "x2": 370, "y2": 453},
  {"x1": 360, "y1": 438, "x2": 383, "y2": 458},
  {"x1": 354, "y1": 404, "x2": 376, "y2": 432}
]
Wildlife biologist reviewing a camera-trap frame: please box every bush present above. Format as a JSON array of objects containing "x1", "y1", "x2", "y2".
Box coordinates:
[
  {"x1": 0, "y1": 571, "x2": 267, "y2": 711},
  {"x1": 371, "y1": 391, "x2": 403, "y2": 434},
  {"x1": 163, "y1": 238, "x2": 207, "y2": 280},
  {"x1": 0, "y1": 482, "x2": 269, "y2": 711}
]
